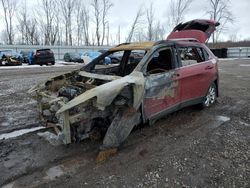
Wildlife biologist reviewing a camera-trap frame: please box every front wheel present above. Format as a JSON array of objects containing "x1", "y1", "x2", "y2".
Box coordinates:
[{"x1": 201, "y1": 83, "x2": 217, "y2": 108}]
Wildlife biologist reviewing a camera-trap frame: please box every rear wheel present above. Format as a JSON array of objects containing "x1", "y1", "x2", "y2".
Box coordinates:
[{"x1": 201, "y1": 83, "x2": 217, "y2": 108}]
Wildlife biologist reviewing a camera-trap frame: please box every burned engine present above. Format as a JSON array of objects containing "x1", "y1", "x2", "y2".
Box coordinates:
[{"x1": 33, "y1": 71, "x2": 135, "y2": 143}]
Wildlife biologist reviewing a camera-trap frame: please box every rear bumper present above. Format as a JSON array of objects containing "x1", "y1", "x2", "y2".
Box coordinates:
[{"x1": 34, "y1": 57, "x2": 55, "y2": 64}]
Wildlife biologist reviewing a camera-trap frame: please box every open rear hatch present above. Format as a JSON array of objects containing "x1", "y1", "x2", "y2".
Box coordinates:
[{"x1": 167, "y1": 19, "x2": 220, "y2": 43}]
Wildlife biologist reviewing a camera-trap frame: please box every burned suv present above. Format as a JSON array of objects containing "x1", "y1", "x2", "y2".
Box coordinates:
[{"x1": 29, "y1": 19, "x2": 219, "y2": 161}]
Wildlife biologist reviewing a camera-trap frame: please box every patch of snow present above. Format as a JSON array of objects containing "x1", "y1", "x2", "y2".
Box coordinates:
[
  {"x1": 216, "y1": 116, "x2": 230, "y2": 122},
  {"x1": 1, "y1": 122, "x2": 10, "y2": 127},
  {"x1": 56, "y1": 61, "x2": 83, "y2": 65},
  {"x1": 45, "y1": 165, "x2": 65, "y2": 180},
  {"x1": 219, "y1": 58, "x2": 250, "y2": 61},
  {"x1": 239, "y1": 64, "x2": 250, "y2": 67},
  {"x1": 2, "y1": 182, "x2": 15, "y2": 188},
  {"x1": 239, "y1": 121, "x2": 250, "y2": 127},
  {"x1": 0, "y1": 127, "x2": 44, "y2": 140},
  {"x1": 0, "y1": 61, "x2": 81, "y2": 70},
  {"x1": 37, "y1": 131, "x2": 63, "y2": 146}
]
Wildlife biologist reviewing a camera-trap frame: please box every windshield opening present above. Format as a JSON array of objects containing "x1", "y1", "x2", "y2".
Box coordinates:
[{"x1": 82, "y1": 50, "x2": 146, "y2": 77}]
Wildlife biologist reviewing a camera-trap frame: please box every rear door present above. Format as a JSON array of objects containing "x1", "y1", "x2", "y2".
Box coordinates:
[
  {"x1": 143, "y1": 47, "x2": 181, "y2": 119},
  {"x1": 177, "y1": 45, "x2": 216, "y2": 103}
]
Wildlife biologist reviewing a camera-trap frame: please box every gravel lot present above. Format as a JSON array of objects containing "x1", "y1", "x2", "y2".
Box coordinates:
[{"x1": 0, "y1": 59, "x2": 250, "y2": 187}]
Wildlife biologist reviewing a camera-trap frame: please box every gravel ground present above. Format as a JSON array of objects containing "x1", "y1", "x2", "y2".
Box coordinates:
[
  {"x1": 0, "y1": 59, "x2": 249, "y2": 187},
  {"x1": 0, "y1": 64, "x2": 82, "y2": 134}
]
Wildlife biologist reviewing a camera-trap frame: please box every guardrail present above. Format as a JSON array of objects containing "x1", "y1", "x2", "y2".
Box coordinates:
[
  {"x1": 227, "y1": 47, "x2": 250, "y2": 58},
  {"x1": 0, "y1": 45, "x2": 110, "y2": 60},
  {"x1": 1, "y1": 45, "x2": 250, "y2": 60}
]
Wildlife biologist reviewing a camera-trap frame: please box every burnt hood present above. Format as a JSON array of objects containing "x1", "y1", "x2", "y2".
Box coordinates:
[{"x1": 167, "y1": 19, "x2": 220, "y2": 43}]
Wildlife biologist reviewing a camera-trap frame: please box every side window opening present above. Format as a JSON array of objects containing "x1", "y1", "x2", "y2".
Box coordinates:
[
  {"x1": 146, "y1": 48, "x2": 173, "y2": 75},
  {"x1": 179, "y1": 47, "x2": 204, "y2": 67},
  {"x1": 202, "y1": 48, "x2": 210, "y2": 60},
  {"x1": 196, "y1": 48, "x2": 206, "y2": 62}
]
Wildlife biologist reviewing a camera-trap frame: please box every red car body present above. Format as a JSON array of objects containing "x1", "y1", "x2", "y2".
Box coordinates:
[
  {"x1": 143, "y1": 19, "x2": 220, "y2": 120},
  {"x1": 143, "y1": 41, "x2": 218, "y2": 119}
]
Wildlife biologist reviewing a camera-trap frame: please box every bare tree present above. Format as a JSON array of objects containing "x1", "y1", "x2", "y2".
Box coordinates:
[
  {"x1": 168, "y1": 0, "x2": 193, "y2": 30},
  {"x1": 36, "y1": 0, "x2": 59, "y2": 45},
  {"x1": 92, "y1": 0, "x2": 102, "y2": 46},
  {"x1": 75, "y1": 0, "x2": 83, "y2": 46},
  {"x1": 146, "y1": 3, "x2": 154, "y2": 41},
  {"x1": 153, "y1": 21, "x2": 166, "y2": 41},
  {"x1": 1, "y1": 0, "x2": 18, "y2": 44},
  {"x1": 126, "y1": 7, "x2": 144, "y2": 43},
  {"x1": 17, "y1": 0, "x2": 28, "y2": 44},
  {"x1": 60, "y1": 0, "x2": 75, "y2": 45},
  {"x1": 229, "y1": 32, "x2": 238, "y2": 42},
  {"x1": 101, "y1": 0, "x2": 113, "y2": 45},
  {"x1": 26, "y1": 18, "x2": 40, "y2": 45},
  {"x1": 75, "y1": 1, "x2": 90, "y2": 46},
  {"x1": 117, "y1": 25, "x2": 121, "y2": 44},
  {"x1": 17, "y1": 0, "x2": 40, "y2": 45},
  {"x1": 82, "y1": 6, "x2": 90, "y2": 46},
  {"x1": 91, "y1": 0, "x2": 113, "y2": 46},
  {"x1": 106, "y1": 22, "x2": 110, "y2": 45},
  {"x1": 207, "y1": 0, "x2": 234, "y2": 45}
]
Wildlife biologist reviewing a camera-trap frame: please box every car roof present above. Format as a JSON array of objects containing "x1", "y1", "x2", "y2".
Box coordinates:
[
  {"x1": 109, "y1": 40, "x2": 203, "y2": 52},
  {"x1": 109, "y1": 42, "x2": 155, "y2": 51},
  {"x1": 37, "y1": 49, "x2": 51, "y2": 51}
]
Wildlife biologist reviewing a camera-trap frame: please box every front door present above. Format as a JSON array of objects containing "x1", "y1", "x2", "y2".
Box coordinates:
[{"x1": 143, "y1": 47, "x2": 181, "y2": 119}]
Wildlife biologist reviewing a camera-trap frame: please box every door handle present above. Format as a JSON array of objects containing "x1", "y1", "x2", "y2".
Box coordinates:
[{"x1": 205, "y1": 66, "x2": 214, "y2": 70}]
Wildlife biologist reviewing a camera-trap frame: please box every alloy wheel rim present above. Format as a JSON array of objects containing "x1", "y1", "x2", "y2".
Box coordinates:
[{"x1": 204, "y1": 86, "x2": 216, "y2": 106}]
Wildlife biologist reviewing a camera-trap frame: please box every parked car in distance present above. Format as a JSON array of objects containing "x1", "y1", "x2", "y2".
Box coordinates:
[
  {"x1": 98, "y1": 50, "x2": 108, "y2": 54},
  {"x1": 0, "y1": 50, "x2": 23, "y2": 61},
  {"x1": 33, "y1": 49, "x2": 55, "y2": 66},
  {"x1": 20, "y1": 50, "x2": 34, "y2": 65},
  {"x1": 99, "y1": 49, "x2": 125, "y2": 64},
  {"x1": 0, "y1": 50, "x2": 23, "y2": 66},
  {"x1": 29, "y1": 19, "x2": 219, "y2": 162},
  {"x1": 81, "y1": 51, "x2": 111, "y2": 65},
  {"x1": 63, "y1": 52, "x2": 84, "y2": 63}
]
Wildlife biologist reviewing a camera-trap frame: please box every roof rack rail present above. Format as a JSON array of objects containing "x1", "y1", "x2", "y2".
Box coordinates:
[{"x1": 168, "y1": 38, "x2": 199, "y2": 42}]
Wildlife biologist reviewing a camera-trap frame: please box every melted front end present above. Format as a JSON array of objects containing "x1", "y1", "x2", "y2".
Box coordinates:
[{"x1": 28, "y1": 70, "x2": 135, "y2": 144}]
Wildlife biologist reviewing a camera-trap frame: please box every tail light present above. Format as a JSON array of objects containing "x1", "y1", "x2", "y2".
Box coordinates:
[{"x1": 49, "y1": 50, "x2": 53, "y2": 54}]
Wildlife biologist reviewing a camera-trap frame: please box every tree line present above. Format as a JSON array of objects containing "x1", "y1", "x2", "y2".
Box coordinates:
[{"x1": 0, "y1": 0, "x2": 233, "y2": 46}]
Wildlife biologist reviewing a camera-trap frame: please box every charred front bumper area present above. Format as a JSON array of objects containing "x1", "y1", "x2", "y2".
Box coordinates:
[{"x1": 28, "y1": 70, "x2": 142, "y2": 147}]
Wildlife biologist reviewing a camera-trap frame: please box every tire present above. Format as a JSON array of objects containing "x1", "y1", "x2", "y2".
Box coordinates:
[{"x1": 201, "y1": 83, "x2": 217, "y2": 108}]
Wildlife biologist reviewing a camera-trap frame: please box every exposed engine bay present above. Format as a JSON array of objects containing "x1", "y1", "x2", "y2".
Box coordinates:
[{"x1": 28, "y1": 46, "x2": 147, "y2": 162}]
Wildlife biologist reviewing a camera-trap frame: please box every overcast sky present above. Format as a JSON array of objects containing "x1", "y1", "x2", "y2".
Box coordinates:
[
  {"x1": 108, "y1": 0, "x2": 250, "y2": 41},
  {"x1": 0, "y1": 0, "x2": 249, "y2": 43}
]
